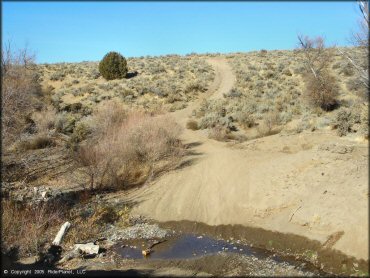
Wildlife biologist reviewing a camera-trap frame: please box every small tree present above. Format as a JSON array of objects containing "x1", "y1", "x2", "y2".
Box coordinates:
[
  {"x1": 297, "y1": 35, "x2": 338, "y2": 111},
  {"x1": 98, "y1": 51, "x2": 128, "y2": 80},
  {"x1": 1, "y1": 42, "x2": 41, "y2": 146}
]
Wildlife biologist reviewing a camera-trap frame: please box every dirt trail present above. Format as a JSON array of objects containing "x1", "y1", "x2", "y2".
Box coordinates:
[{"x1": 128, "y1": 58, "x2": 368, "y2": 262}]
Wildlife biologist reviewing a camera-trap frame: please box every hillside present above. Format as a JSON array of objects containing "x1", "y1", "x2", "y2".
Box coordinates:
[{"x1": 2, "y1": 47, "x2": 368, "y2": 276}]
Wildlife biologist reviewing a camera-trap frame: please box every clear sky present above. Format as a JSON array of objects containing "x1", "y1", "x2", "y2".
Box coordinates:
[{"x1": 2, "y1": 1, "x2": 362, "y2": 63}]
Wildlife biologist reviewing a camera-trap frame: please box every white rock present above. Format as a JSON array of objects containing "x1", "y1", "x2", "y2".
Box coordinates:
[{"x1": 74, "y1": 242, "x2": 99, "y2": 255}]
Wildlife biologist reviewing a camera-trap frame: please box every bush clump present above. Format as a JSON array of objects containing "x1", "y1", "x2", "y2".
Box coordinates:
[
  {"x1": 305, "y1": 72, "x2": 339, "y2": 111},
  {"x1": 335, "y1": 107, "x2": 363, "y2": 137},
  {"x1": 73, "y1": 102, "x2": 184, "y2": 191},
  {"x1": 186, "y1": 120, "x2": 199, "y2": 130},
  {"x1": 99, "y1": 52, "x2": 128, "y2": 80},
  {"x1": 16, "y1": 135, "x2": 55, "y2": 151}
]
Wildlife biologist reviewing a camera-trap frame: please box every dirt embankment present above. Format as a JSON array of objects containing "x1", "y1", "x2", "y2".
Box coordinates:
[{"x1": 125, "y1": 58, "x2": 368, "y2": 263}]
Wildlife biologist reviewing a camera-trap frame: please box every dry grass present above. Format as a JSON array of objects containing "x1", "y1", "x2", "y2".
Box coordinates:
[
  {"x1": 31, "y1": 106, "x2": 58, "y2": 133},
  {"x1": 16, "y1": 134, "x2": 56, "y2": 151},
  {"x1": 1, "y1": 200, "x2": 64, "y2": 257},
  {"x1": 64, "y1": 203, "x2": 130, "y2": 247},
  {"x1": 1, "y1": 199, "x2": 130, "y2": 257}
]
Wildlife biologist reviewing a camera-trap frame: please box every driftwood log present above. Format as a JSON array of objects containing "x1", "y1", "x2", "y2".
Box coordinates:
[{"x1": 52, "y1": 221, "x2": 71, "y2": 245}]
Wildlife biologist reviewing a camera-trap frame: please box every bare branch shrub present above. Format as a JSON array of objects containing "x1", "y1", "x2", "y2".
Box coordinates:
[
  {"x1": 208, "y1": 124, "x2": 229, "y2": 141},
  {"x1": 304, "y1": 72, "x2": 339, "y2": 111},
  {"x1": 257, "y1": 110, "x2": 281, "y2": 137},
  {"x1": 297, "y1": 35, "x2": 339, "y2": 111},
  {"x1": 1, "y1": 43, "x2": 41, "y2": 146},
  {"x1": 31, "y1": 106, "x2": 57, "y2": 134},
  {"x1": 338, "y1": 1, "x2": 368, "y2": 91},
  {"x1": 74, "y1": 102, "x2": 184, "y2": 191}
]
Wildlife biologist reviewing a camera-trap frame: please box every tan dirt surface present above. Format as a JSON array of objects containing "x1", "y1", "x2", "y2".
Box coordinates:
[{"x1": 126, "y1": 58, "x2": 368, "y2": 261}]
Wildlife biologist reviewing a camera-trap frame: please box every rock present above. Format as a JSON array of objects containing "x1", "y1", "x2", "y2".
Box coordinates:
[
  {"x1": 142, "y1": 249, "x2": 151, "y2": 256},
  {"x1": 74, "y1": 242, "x2": 100, "y2": 255},
  {"x1": 41, "y1": 191, "x2": 49, "y2": 198},
  {"x1": 18, "y1": 256, "x2": 39, "y2": 265}
]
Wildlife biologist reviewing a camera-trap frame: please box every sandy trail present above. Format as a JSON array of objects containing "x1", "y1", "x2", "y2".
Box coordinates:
[{"x1": 128, "y1": 58, "x2": 368, "y2": 261}]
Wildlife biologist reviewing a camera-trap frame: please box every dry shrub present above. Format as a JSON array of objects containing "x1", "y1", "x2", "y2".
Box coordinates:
[
  {"x1": 297, "y1": 35, "x2": 339, "y2": 111},
  {"x1": 2, "y1": 200, "x2": 64, "y2": 257},
  {"x1": 31, "y1": 106, "x2": 57, "y2": 133},
  {"x1": 360, "y1": 104, "x2": 369, "y2": 138},
  {"x1": 257, "y1": 111, "x2": 281, "y2": 137},
  {"x1": 186, "y1": 120, "x2": 199, "y2": 130},
  {"x1": 208, "y1": 125, "x2": 229, "y2": 141},
  {"x1": 16, "y1": 134, "x2": 56, "y2": 151},
  {"x1": 334, "y1": 106, "x2": 365, "y2": 137},
  {"x1": 75, "y1": 104, "x2": 183, "y2": 191},
  {"x1": 2, "y1": 44, "x2": 41, "y2": 146},
  {"x1": 305, "y1": 72, "x2": 339, "y2": 111},
  {"x1": 89, "y1": 100, "x2": 127, "y2": 135},
  {"x1": 64, "y1": 204, "x2": 130, "y2": 247},
  {"x1": 237, "y1": 111, "x2": 255, "y2": 128}
]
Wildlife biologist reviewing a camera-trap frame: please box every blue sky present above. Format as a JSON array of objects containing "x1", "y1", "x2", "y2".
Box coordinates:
[{"x1": 2, "y1": 1, "x2": 362, "y2": 63}]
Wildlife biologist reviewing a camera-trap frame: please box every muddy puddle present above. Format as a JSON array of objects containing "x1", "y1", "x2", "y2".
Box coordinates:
[
  {"x1": 111, "y1": 220, "x2": 369, "y2": 276},
  {"x1": 113, "y1": 233, "x2": 328, "y2": 276},
  {"x1": 115, "y1": 234, "x2": 257, "y2": 260},
  {"x1": 157, "y1": 221, "x2": 369, "y2": 276}
]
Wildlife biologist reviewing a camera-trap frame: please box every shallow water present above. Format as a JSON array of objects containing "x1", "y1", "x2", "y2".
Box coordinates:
[
  {"x1": 115, "y1": 234, "x2": 256, "y2": 259},
  {"x1": 113, "y1": 233, "x2": 326, "y2": 275}
]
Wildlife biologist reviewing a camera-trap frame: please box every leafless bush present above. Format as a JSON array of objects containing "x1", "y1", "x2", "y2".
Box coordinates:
[
  {"x1": 74, "y1": 106, "x2": 183, "y2": 191},
  {"x1": 236, "y1": 111, "x2": 255, "y2": 128},
  {"x1": 89, "y1": 100, "x2": 127, "y2": 136},
  {"x1": 297, "y1": 35, "x2": 339, "y2": 111},
  {"x1": 208, "y1": 124, "x2": 230, "y2": 141},
  {"x1": 2, "y1": 200, "x2": 64, "y2": 257},
  {"x1": 257, "y1": 111, "x2": 281, "y2": 137},
  {"x1": 337, "y1": 1, "x2": 368, "y2": 90},
  {"x1": 304, "y1": 72, "x2": 339, "y2": 111},
  {"x1": 31, "y1": 106, "x2": 57, "y2": 134},
  {"x1": 1, "y1": 43, "x2": 41, "y2": 146}
]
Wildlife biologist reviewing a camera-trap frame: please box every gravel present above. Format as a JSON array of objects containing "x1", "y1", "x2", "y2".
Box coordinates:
[{"x1": 109, "y1": 223, "x2": 170, "y2": 241}]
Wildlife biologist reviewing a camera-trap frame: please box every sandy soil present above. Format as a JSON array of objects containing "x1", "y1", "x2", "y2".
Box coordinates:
[{"x1": 126, "y1": 58, "x2": 368, "y2": 261}]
